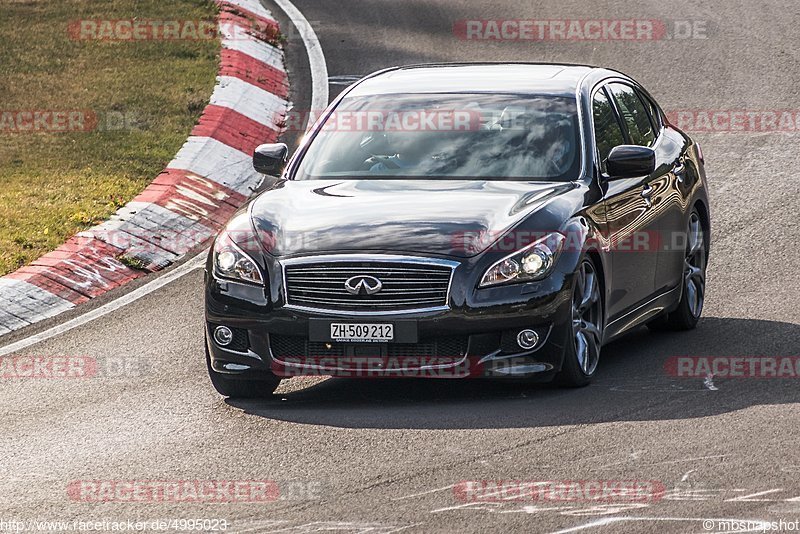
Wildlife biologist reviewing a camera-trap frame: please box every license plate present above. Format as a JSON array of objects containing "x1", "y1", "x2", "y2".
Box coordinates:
[{"x1": 330, "y1": 323, "x2": 394, "y2": 342}]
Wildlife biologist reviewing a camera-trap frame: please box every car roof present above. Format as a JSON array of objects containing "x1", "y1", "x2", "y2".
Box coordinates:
[{"x1": 346, "y1": 63, "x2": 604, "y2": 98}]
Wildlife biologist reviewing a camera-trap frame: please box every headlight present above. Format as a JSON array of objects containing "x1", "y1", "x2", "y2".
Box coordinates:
[
  {"x1": 213, "y1": 223, "x2": 264, "y2": 286},
  {"x1": 479, "y1": 232, "x2": 566, "y2": 288}
]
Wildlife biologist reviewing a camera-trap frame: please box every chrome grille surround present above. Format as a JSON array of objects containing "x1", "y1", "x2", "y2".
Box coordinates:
[{"x1": 281, "y1": 254, "x2": 458, "y2": 315}]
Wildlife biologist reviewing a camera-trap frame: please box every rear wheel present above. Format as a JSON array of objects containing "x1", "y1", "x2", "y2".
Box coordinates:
[
  {"x1": 648, "y1": 209, "x2": 707, "y2": 331},
  {"x1": 206, "y1": 346, "x2": 280, "y2": 398},
  {"x1": 557, "y1": 258, "x2": 603, "y2": 387}
]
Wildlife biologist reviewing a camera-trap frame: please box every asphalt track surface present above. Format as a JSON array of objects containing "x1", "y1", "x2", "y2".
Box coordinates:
[{"x1": 3, "y1": 1, "x2": 800, "y2": 532}]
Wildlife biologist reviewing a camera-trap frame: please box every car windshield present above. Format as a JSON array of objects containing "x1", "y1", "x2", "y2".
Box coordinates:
[{"x1": 293, "y1": 93, "x2": 581, "y2": 181}]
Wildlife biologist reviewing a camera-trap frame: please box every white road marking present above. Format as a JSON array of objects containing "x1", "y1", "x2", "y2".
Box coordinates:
[
  {"x1": 0, "y1": 0, "x2": 326, "y2": 355},
  {"x1": 272, "y1": 0, "x2": 329, "y2": 114},
  {"x1": 0, "y1": 253, "x2": 206, "y2": 357},
  {"x1": 598, "y1": 454, "x2": 730, "y2": 471},
  {"x1": 547, "y1": 517, "x2": 622, "y2": 533},
  {"x1": 592, "y1": 449, "x2": 646, "y2": 469},
  {"x1": 638, "y1": 454, "x2": 730, "y2": 468},
  {"x1": 726, "y1": 489, "x2": 785, "y2": 502},
  {"x1": 548, "y1": 516, "x2": 776, "y2": 534},
  {"x1": 704, "y1": 373, "x2": 719, "y2": 390},
  {"x1": 430, "y1": 501, "x2": 503, "y2": 514},
  {"x1": 499, "y1": 505, "x2": 574, "y2": 515}
]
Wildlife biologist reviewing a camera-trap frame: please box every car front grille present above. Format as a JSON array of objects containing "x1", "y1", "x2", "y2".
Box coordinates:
[
  {"x1": 269, "y1": 334, "x2": 468, "y2": 361},
  {"x1": 270, "y1": 334, "x2": 346, "y2": 359},
  {"x1": 283, "y1": 259, "x2": 454, "y2": 312}
]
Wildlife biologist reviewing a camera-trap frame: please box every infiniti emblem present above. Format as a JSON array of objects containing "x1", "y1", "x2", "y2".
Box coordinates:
[{"x1": 344, "y1": 275, "x2": 383, "y2": 296}]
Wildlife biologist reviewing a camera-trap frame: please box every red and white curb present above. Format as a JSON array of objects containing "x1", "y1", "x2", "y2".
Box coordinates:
[{"x1": 0, "y1": 0, "x2": 288, "y2": 336}]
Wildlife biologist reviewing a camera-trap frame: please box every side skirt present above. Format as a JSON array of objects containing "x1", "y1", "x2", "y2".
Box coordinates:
[{"x1": 603, "y1": 285, "x2": 682, "y2": 343}]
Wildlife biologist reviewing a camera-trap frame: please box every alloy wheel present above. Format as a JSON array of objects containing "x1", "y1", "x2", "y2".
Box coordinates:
[
  {"x1": 684, "y1": 212, "x2": 707, "y2": 319},
  {"x1": 571, "y1": 260, "x2": 603, "y2": 375}
]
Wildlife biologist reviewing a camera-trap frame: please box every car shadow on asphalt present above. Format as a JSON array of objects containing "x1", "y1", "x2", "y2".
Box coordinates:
[{"x1": 226, "y1": 317, "x2": 800, "y2": 429}]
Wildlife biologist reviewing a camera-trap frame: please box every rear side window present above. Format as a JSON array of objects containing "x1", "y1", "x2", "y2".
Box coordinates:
[
  {"x1": 637, "y1": 89, "x2": 663, "y2": 132},
  {"x1": 608, "y1": 83, "x2": 656, "y2": 147},
  {"x1": 592, "y1": 88, "x2": 626, "y2": 171}
]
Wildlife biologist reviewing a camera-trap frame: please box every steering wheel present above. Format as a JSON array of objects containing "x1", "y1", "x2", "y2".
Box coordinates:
[{"x1": 360, "y1": 155, "x2": 402, "y2": 171}]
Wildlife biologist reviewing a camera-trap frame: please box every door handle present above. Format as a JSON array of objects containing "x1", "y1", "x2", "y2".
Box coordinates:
[{"x1": 641, "y1": 184, "x2": 654, "y2": 207}]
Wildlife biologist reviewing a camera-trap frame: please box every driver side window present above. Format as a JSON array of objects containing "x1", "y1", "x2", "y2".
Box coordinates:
[
  {"x1": 608, "y1": 83, "x2": 656, "y2": 147},
  {"x1": 592, "y1": 88, "x2": 626, "y2": 172}
]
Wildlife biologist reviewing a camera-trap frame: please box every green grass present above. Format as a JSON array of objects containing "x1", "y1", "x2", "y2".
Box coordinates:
[{"x1": 0, "y1": 0, "x2": 220, "y2": 275}]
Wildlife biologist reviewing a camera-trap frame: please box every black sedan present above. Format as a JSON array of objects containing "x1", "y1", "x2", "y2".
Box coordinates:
[{"x1": 204, "y1": 63, "x2": 710, "y2": 397}]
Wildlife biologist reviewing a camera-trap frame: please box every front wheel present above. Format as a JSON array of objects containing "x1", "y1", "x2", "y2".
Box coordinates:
[
  {"x1": 557, "y1": 258, "x2": 604, "y2": 388},
  {"x1": 206, "y1": 346, "x2": 280, "y2": 398},
  {"x1": 648, "y1": 209, "x2": 707, "y2": 332}
]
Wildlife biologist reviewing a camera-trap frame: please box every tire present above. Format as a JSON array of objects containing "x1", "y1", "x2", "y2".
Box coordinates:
[
  {"x1": 647, "y1": 209, "x2": 707, "y2": 332},
  {"x1": 206, "y1": 346, "x2": 280, "y2": 398},
  {"x1": 556, "y1": 257, "x2": 604, "y2": 388}
]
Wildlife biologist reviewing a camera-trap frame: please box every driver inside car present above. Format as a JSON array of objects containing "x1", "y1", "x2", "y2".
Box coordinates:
[{"x1": 364, "y1": 130, "x2": 431, "y2": 172}]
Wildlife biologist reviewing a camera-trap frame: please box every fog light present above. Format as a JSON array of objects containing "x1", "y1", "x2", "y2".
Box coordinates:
[
  {"x1": 517, "y1": 329, "x2": 539, "y2": 350},
  {"x1": 214, "y1": 326, "x2": 234, "y2": 347}
]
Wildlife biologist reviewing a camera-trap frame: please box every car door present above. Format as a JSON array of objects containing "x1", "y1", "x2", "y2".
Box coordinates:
[
  {"x1": 593, "y1": 84, "x2": 660, "y2": 321},
  {"x1": 635, "y1": 88, "x2": 694, "y2": 293}
]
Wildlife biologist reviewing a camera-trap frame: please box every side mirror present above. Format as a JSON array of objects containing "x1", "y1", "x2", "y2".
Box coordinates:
[
  {"x1": 605, "y1": 145, "x2": 656, "y2": 179},
  {"x1": 253, "y1": 143, "x2": 289, "y2": 176}
]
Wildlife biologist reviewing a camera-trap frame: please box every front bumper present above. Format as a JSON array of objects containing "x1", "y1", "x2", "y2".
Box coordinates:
[{"x1": 205, "y1": 254, "x2": 574, "y2": 380}]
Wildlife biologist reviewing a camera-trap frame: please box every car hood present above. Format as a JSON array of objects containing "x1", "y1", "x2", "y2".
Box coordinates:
[{"x1": 250, "y1": 179, "x2": 575, "y2": 258}]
